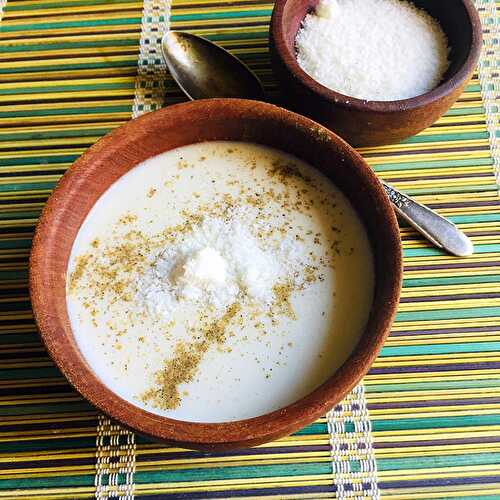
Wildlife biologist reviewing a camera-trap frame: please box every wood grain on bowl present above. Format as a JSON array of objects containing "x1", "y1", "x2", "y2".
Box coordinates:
[
  {"x1": 29, "y1": 99, "x2": 402, "y2": 450},
  {"x1": 270, "y1": 0, "x2": 482, "y2": 147}
]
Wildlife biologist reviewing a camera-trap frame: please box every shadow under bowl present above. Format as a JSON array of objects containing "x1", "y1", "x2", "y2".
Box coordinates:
[
  {"x1": 29, "y1": 98, "x2": 402, "y2": 450},
  {"x1": 270, "y1": 0, "x2": 483, "y2": 147}
]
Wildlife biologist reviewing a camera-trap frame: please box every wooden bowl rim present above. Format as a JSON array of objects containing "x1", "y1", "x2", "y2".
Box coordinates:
[
  {"x1": 271, "y1": 0, "x2": 483, "y2": 112},
  {"x1": 29, "y1": 98, "x2": 402, "y2": 449}
]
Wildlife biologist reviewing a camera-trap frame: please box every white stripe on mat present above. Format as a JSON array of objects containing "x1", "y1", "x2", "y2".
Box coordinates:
[
  {"x1": 474, "y1": 0, "x2": 499, "y2": 184},
  {"x1": 94, "y1": 0, "x2": 170, "y2": 498},
  {"x1": 95, "y1": 416, "x2": 136, "y2": 500},
  {"x1": 0, "y1": 0, "x2": 7, "y2": 21},
  {"x1": 327, "y1": 384, "x2": 380, "y2": 500}
]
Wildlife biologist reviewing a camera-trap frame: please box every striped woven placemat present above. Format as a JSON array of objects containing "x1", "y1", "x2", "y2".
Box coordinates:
[{"x1": 0, "y1": 0, "x2": 499, "y2": 498}]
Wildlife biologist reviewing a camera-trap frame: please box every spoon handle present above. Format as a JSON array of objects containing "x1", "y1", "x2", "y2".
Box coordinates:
[{"x1": 382, "y1": 182, "x2": 473, "y2": 257}]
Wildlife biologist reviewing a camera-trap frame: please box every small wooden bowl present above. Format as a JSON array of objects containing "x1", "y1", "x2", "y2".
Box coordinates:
[
  {"x1": 270, "y1": 0, "x2": 482, "y2": 147},
  {"x1": 30, "y1": 99, "x2": 402, "y2": 450}
]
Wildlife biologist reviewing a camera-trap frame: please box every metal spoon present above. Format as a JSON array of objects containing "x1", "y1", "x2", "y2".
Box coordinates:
[
  {"x1": 382, "y1": 183, "x2": 473, "y2": 256},
  {"x1": 161, "y1": 31, "x2": 473, "y2": 257},
  {"x1": 162, "y1": 31, "x2": 264, "y2": 101}
]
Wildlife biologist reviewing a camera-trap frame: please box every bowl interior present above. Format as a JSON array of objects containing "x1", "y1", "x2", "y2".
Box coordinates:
[
  {"x1": 413, "y1": 1, "x2": 474, "y2": 83},
  {"x1": 277, "y1": 0, "x2": 475, "y2": 99},
  {"x1": 30, "y1": 99, "x2": 402, "y2": 449}
]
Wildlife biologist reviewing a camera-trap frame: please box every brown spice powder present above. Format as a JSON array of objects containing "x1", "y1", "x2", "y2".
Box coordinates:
[
  {"x1": 118, "y1": 213, "x2": 137, "y2": 225},
  {"x1": 68, "y1": 254, "x2": 90, "y2": 293},
  {"x1": 272, "y1": 282, "x2": 297, "y2": 320},
  {"x1": 141, "y1": 303, "x2": 241, "y2": 410}
]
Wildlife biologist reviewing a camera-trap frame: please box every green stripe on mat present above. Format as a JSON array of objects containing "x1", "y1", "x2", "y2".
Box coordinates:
[
  {"x1": 367, "y1": 379, "x2": 500, "y2": 392},
  {"x1": 403, "y1": 275, "x2": 500, "y2": 287},
  {"x1": 372, "y1": 415, "x2": 500, "y2": 431},
  {"x1": 377, "y1": 453, "x2": 500, "y2": 471},
  {"x1": 0, "y1": 82, "x2": 135, "y2": 95},
  {"x1": 401, "y1": 132, "x2": 490, "y2": 143},
  {"x1": 0, "y1": 40, "x2": 139, "y2": 53},
  {"x1": 0, "y1": 106, "x2": 132, "y2": 119},
  {"x1": 5, "y1": 0, "x2": 140, "y2": 12},
  {"x1": 381, "y1": 342, "x2": 500, "y2": 357},
  {"x1": 372, "y1": 157, "x2": 494, "y2": 172},
  {"x1": 396, "y1": 307, "x2": 500, "y2": 322},
  {"x1": 0, "y1": 18, "x2": 143, "y2": 32}
]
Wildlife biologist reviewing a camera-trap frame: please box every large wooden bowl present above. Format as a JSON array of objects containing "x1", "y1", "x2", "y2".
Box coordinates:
[
  {"x1": 30, "y1": 99, "x2": 402, "y2": 450},
  {"x1": 270, "y1": 0, "x2": 482, "y2": 147}
]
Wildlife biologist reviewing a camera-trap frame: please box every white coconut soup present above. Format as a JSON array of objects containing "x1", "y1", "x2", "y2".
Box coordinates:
[{"x1": 66, "y1": 141, "x2": 374, "y2": 422}]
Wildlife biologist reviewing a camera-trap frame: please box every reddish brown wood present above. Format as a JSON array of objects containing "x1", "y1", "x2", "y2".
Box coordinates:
[
  {"x1": 30, "y1": 99, "x2": 402, "y2": 450},
  {"x1": 270, "y1": 0, "x2": 483, "y2": 147}
]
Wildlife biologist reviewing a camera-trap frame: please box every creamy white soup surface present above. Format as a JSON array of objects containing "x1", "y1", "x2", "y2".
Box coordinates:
[{"x1": 66, "y1": 141, "x2": 374, "y2": 422}]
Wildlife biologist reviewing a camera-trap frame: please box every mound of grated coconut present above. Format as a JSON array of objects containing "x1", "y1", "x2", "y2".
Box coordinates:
[
  {"x1": 295, "y1": 0, "x2": 450, "y2": 101},
  {"x1": 137, "y1": 208, "x2": 312, "y2": 321}
]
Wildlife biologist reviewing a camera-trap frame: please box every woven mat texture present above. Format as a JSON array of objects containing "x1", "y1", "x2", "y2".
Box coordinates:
[{"x1": 0, "y1": 0, "x2": 499, "y2": 498}]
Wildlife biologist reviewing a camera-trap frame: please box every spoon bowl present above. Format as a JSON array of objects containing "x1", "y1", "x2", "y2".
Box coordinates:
[{"x1": 162, "y1": 31, "x2": 265, "y2": 101}]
